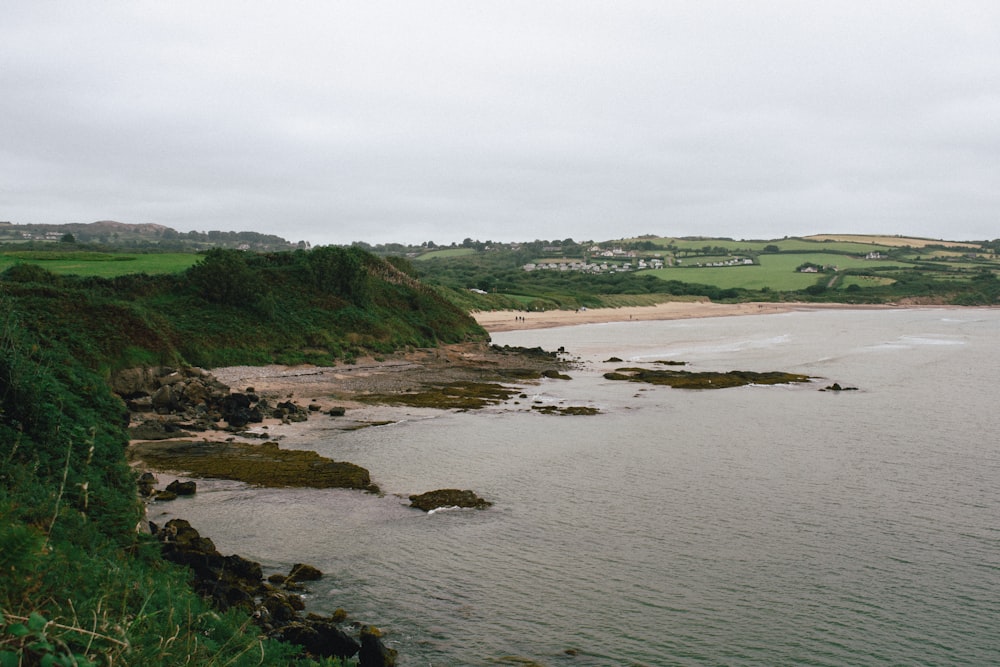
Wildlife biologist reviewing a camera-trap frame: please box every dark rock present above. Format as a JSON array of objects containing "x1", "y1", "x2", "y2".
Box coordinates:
[
  {"x1": 359, "y1": 625, "x2": 397, "y2": 667},
  {"x1": 129, "y1": 420, "x2": 191, "y2": 441},
  {"x1": 137, "y1": 471, "x2": 158, "y2": 496},
  {"x1": 409, "y1": 489, "x2": 493, "y2": 512},
  {"x1": 541, "y1": 369, "x2": 572, "y2": 380},
  {"x1": 328, "y1": 406, "x2": 346, "y2": 417},
  {"x1": 158, "y1": 519, "x2": 263, "y2": 613},
  {"x1": 264, "y1": 592, "x2": 300, "y2": 624},
  {"x1": 154, "y1": 490, "x2": 177, "y2": 501},
  {"x1": 280, "y1": 620, "x2": 360, "y2": 659},
  {"x1": 289, "y1": 563, "x2": 323, "y2": 582},
  {"x1": 821, "y1": 383, "x2": 858, "y2": 391},
  {"x1": 166, "y1": 479, "x2": 197, "y2": 496},
  {"x1": 151, "y1": 385, "x2": 178, "y2": 412}
]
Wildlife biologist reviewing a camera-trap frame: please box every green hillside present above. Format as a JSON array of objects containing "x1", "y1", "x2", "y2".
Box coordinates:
[{"x1": 0, "y1": 246, "x2": 485, "y2": 665}]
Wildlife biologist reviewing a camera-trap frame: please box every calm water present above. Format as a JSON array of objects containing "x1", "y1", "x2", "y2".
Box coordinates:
[{"x1": 151, "y1": 309, "x2": 1000, "y2": 666}]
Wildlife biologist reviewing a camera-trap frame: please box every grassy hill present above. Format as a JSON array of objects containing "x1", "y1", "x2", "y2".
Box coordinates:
[{"x1": 0, "y1": 246, "x2": 485, "y2": 665}]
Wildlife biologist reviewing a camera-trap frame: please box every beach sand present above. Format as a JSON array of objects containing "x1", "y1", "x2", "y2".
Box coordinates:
[{"x1": 472, "y1": 300, "x2": 892, "y2": 332}]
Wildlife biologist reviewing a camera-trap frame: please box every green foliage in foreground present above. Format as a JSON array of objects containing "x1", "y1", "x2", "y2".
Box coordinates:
[
  {"x1": 0, "y1": 313, "x2": 347, "y2": 665},
  {"x1": 0, "y1": 246, "x2": 484, "y2": 664}
]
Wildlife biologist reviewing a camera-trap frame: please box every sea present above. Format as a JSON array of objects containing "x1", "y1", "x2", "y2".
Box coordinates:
[{"x1": 148, "y1": 308, "x2": 1000, "y2": 666}]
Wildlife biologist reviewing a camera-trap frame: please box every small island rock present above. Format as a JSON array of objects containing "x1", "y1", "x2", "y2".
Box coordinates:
[{"x1": 408, "y1": 489, "x2": 493, "y2": 512}]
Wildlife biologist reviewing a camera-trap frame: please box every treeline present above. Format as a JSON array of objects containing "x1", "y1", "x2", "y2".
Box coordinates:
[
  {"x1": 0, "y1": 246, "x2": 485, "y2": 664},
  {"x1": 0, "y1": 221, "x2": 302, "y2": 252}
]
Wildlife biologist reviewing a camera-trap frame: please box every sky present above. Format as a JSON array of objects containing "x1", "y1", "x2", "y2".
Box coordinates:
[{"x1": 2, "y1": 2, "x2": 998, "y2": 246}]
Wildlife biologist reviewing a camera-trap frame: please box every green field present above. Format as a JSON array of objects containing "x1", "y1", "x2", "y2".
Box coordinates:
[
  {"x1": 413, "y1": 248, "x2": 477, "y2": 261},
  {"x1": 837, "y1": 275, "x2": 896, "y2": 289},
  {"x1": 625, "y1": 236, "x2": 899, "y2": 255},
  {"x1": 650, "y1": 252, "x2": 906, "y2": 291},
  {"x1": 0, "y1": 251, "x2": 199, "y2": 276}
]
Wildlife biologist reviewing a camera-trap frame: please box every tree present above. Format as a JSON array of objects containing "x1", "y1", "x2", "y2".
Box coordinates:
[
  {"x1": 60, "y1": 233, "x2": 76, "y2": 243},
  {"x1": 186, "y1": 248, "x2": 263, "y2": 307},
  {"x1": 306, "y1": 246, "x2": 370, "y2": 303}
]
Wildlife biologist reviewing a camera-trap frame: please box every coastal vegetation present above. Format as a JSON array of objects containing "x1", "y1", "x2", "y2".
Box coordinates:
[
  {"x1": 0, "y1": 244, "x2": 486, "y2": 664},
  {"x1": 407, "y1": 233, "x2": 1000, "y2": 310},
  {"x1": 2, "y1": 221, "x2": 997, "y2": 663}
]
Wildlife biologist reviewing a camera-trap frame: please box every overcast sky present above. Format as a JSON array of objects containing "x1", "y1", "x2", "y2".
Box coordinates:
[{"x1": 2, "y1": 2, "x2": 998, "y2": 245}]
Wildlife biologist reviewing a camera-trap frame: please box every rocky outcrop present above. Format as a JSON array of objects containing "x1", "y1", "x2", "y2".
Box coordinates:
[
  {"x1": 115, "y1": 365, "x2": 312, "y2": 436},
  {"x1": 153, "y1": 518, "x2": 393, "y2": 661},
  {"x1": 409, "y1": 489, "x2": 493, "y2": 512},
  {"x1": 603, "y1": 367, "x2": 813, "y2": 389},
  {"x1": 359, "y1": 625, "x2": 398, "y2": 667},
  {"x1": 131, "y1": 440, "x2": 377, "y2": 491}
]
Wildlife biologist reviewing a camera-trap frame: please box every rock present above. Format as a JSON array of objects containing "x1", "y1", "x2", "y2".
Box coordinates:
[
  {"x1": 154, "y1": 490, "x2": 177, "y2": 501},
  {"x1": 359, "y1": 625, "x2": 397, "y2": 667},
  {"x1": 158, "y1": 519, "x2": 263, "y2": 613},
  {"x1": 151, "y1": 385, "x2": 177, "y2": 412},
  {"x1": 137, "y1": 471, "x2": 157, "y2": 497},
  {"x1": 264, "y1": 592, "x2": 300, "y2": 624},
  {"x1": 221, "y1": 393, "x2": 263, "y2": 427},
  {"x1": 280, "y1": 620, "x2": 360, "y2": 659},
  {"x1": 288, "y1": 563, "x2": 323, "y2": 582},
  {"x1": 408, "y1": 489, "x2": 493, "y2": 512},
  {"x1": 328, "y1": 406, "x2": 346, "y2": 417},
  {"x1": 109, "y1": 366, "x2": 161, "y2": 397},
  {"x1": 821, "y1": 383, "x2": 858, "y2": 391},
  {"x1": 128, "y1": 420, "x2": 190, "y2": 441},
  {"x1": 166, "y1": 480, "x2": 197, "y2": 496}
]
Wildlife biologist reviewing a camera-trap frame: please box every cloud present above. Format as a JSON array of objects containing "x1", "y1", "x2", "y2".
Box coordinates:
[{"x1": 2, "y1": 1, "x2": 998, "y2": 244}]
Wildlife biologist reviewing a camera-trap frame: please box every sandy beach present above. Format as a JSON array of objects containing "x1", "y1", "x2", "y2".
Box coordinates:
[{"x1": 472, "y1": 300, "x2": 895, "y2": 332}]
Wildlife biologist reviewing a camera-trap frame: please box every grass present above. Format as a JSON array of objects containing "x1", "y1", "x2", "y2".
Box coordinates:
[
  {"x1": 624, "y1": 236, "x2": 899, "y2": 255},
  {"x1": 838, "y1": 275, "x2": 896, "y2": 289},
  {"x1": 0, "y1": 252, "x2": 199, "y2": 276},
  {"x1": 648, "y1": 252, "x2": 912, "y2": 291},
  {"x1": 803, "y1": 234, "x2": 981, "y2": 248},
  {"x1": 413, "y1": 248, "x2": 477, "y2": 260}
]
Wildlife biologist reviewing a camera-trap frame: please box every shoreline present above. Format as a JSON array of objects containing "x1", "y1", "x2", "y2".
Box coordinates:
[{"x1": 472, "y1": 300, "x2": 902, "y2": 332}]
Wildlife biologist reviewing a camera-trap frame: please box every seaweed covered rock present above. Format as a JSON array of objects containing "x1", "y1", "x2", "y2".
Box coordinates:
[
  {"x1": 289, "y1": 563, "x2": 324, "y2": 582},
  {"x1": 409, "y1": 489, "x2": 492, "y2": 512},
  {"x1": 155, "y1": 519, "x2": 374, "y2": 660},
  {"x1": 359, "y1": 625, "x2": 398, "y2": 667},
  {"x1": 157, "y1": 519, "x2": 261, "y2": 612},
  {"x1": 165, "y1": 479, "x2": 197, "y2": 496},
  {"x1": 603, "y1": 367, "x2": 813, "y2": 389},
  {"x1": 280, "y1": 620, "x2": 360, "y2": 660}
]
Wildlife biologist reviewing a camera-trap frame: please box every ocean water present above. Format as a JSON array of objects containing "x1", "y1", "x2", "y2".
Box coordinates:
[{"x1": 150, "y1": 308, "x2": 1000, "y2": 666}]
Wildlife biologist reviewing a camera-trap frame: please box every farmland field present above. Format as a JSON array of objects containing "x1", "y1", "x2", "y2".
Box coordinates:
[
  {"x1": 649, "y1": 252, "x2": 907, "y2": 291},
  {"x1": 0, "y1": 251, "x2": 199, "y2": 276},
  {"x1": 625, "y1": 236, "x2": 898, "y2": 255},
  {"x1": 413, "y1": 248, "x2": 476, "y2": 260},
  {"x1": 837, "y1": 275, "x2": 896, "y2": 289},
  {"x1": 803, "y1": 234, "x2": 980, "y2": 248}
]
